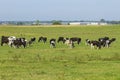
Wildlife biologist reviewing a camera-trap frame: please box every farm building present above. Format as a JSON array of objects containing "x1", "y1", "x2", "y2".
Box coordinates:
[
  {"x1": 69, "y1": 22, "x2": 107, "y2": 25},
  {"x1": 69, "y1": 22, "x2": 81, "y2": 25}
]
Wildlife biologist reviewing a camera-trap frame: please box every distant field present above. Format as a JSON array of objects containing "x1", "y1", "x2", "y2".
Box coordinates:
[{"x1": 0, "y1": 25, "x2": 120, "y2": 80}]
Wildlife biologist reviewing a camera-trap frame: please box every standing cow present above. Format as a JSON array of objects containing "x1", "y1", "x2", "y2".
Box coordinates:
[
  {"x1": 105, "y1": 38, "x2": 116, "y2": 48},
  {"x1": 57, "y1": 37, "x2": 69, "y2": 44},
  {"x1": 13, "y1": 38, "x2": 27, "y2": 48},
  {"x1": 70, "y1": 37, "x2": 81, "y2": 45},
  {"x1": 1, "y1": 36, "x2": 16, "y2": 47},
  {"x1": 1, "y1": 36, "x2": 9, "y2": 46},
  {"x1": 65, "y1": 39, "x2": 75, "y2": 48},
  {"x1": 90, "y1": 40, "x2": 101, "y2": 49},
  {"x1": 50, "y1": 38, "x2": 56, "y2": 48},
  {"x1": 38, "y1": 36, "x2": 47, "y2": 43},
  {"x1": 28, "y1": 37, "x2": 36, "y2": 45}
]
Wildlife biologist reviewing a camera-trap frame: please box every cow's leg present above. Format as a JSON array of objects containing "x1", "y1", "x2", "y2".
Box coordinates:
[
  {"x1": 1, "y1": 42, "x2": 3, "y2": 46},
  {"x1": 43, "y1": 40, "x2": 46, "y2": 43},
  {"x1": 91, "y1": 44, "x2": 94, "y2": 49},
  {"x1": 23, "y1": 43, "x2": 26, "y2": 48},
  {"x1": 77, "y1": 41, "x2": 80, "y2": 45}
]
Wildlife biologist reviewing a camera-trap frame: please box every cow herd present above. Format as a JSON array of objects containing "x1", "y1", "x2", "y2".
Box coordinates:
[
  {"x1": 86, "y1": 37, "x2": 116, "y2": 49},
  {"x1": 0, "y1": 36, "x2": 116, "y2": 49},
  {"x1": 1, "y1": 36, "x2": 27, "y2": 48}
]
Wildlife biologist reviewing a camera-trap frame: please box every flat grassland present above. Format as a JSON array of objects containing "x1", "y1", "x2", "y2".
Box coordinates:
[{"x1": 0, "y1": 25, "x2": 120, "y2": 80}]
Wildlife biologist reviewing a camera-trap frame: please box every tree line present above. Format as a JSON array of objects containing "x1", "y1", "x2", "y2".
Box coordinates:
[{"x1": 0, "y1": 19, "x2": 120, "y2": 25}]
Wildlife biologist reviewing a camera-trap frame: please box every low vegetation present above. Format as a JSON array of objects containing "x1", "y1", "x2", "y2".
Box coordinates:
[{"x1": 0, "y1": 25, "x2": 120, "y2": 80}]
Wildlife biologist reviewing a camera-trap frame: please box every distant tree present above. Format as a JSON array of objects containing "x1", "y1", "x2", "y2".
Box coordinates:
[
  {"x1": 80, "y1": 20, "x2": 85, "y2": 22},
  {"x1": 67, "y1": 23, "x2": 70, "y2": 25},
  {"x1": 17, "y1": 22, "x2": 24, "y2": 25},
  {"x1": 110, "y1": 21, "x2": 120, "y2": 24},
  {"x1": 52, "y1": 20, "x2": 62, "y2": 25},
  {"x1": 100, "y1": 19, "x2": 105, "y2": 22},
  {"x1": 35, "y1": 20, "x2": 41, "y2": 25}
]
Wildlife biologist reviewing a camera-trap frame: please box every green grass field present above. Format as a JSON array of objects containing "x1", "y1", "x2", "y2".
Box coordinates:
[{"x1": 0, "y1": 25, "x2": 120, "y2": 80}]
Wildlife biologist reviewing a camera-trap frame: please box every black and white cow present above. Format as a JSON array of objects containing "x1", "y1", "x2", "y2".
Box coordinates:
[
  {"x1": 8, "y1": 36, "x2": 16, "y2": 47},
  {"x1": 70, "y1": 37, "x2": 81, "y2": 45},
  {"x1": 1, "y1": 36, "x2": 16, "y2": 47},
  {"x1": 105, "y1": 38, "x2": 116, "y2": 48},
  {"x1": 30, "y1": 37, "x2": 36, "y2": 42},
  {"x1": 28, "y1": 37, "x2": 36, "y2": 45},
  {"x1": 98, "y1": 37, "x2": 109, "y2": 42},
  {"x1": 50, "y1": 38, "x2": 56, "y2": 48},
  {"x1": 98, "y1": 37, "x2": 109, "y2": 47},
  {"x1": 38, "y1": 36, "x2": 47, "y2": 43},
  {"x1": 90, "y1": 40, "x2": 101, "y2": 49},
  {"x1": 65, "y1": 39, "x2": 75, "y2": 48},
  {"x1": 1, "y1": 36, "x2": 9, "y2": 46},
  {"x1": 57, "y1": 37, "x2": 69, "y2": 43},
  {"x1": 98, "y1": 37, "x2": 116, "y2": 48},
  {"x1": 57, "y1": 37, "x2": 64, "y2": 43},
  {"x1": 13, "y1": 38, "x2": 27, "y2": 48},
  {"x1": 85, "y1": 39, "x2": 91, "y2": 46},
  {"x1": 85, "y1": 39, "x2": 101, "y2": 49}
]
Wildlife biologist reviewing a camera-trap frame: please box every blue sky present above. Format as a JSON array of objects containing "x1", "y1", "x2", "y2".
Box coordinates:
[{"x1": 0, "y1": 0, "x2": 120, "y2": 21}]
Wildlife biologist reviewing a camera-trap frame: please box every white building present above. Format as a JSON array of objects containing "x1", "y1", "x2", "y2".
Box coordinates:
[
  {"x1": 87, "y1": 22, "x2": 99, "y2": 25},
  {"x1": 69, "y1": 22, "x2": 107, "y2": 25},
  {"x1": 69, "y1": 22, "x2": 80, "y2": 25}
]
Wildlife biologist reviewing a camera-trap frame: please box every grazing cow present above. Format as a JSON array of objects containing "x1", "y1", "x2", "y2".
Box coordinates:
[
  {"x1": 8, "y1": 36, "x2": 16, "y2": 47},
  {"x1": 85, "y1": 39, "x2": 91, "y2": 46},
  {"x1": 98, "y1": 37, "x2": 116, "y2": 48},
  {"x1": 105, "y1": 38, "x2": 116, "y2": 48},
  {"x1": 70, "y1": 37, "x2": 81, "y2": 45},
  {"x1": 57, "y1": 37, "x2": 69, "y2": 43},
  {"x1": 110, "y1": 38, "x2": 116, "y2": 42},
  {"x1": 1, "y1": 36, "x2": 9, "y2": 46},
  {"x1": 90, "y1": 40, "x2": 101, "y2": 49},
  {"x1": 30, "y1": 37, "x2": 36, "y2": 42},
  {"x1": 28, "y1": 37, "x2": 36, "y2": 45},
  {"x1": 28, "y1": 40, "x2": 33, "y2": 46},
  {"x1": 50, "y1": 38, "x2": 56, "y2": 48},
  {"x1": 13, "y1": 38, "x2": 27, "y2": 48},
  {"x1": 85, "y1": 39, "x2": 101, "y2": 49},
  {"x1": 98, "y1": 36, "x2": 109, "y2": 42},
  {"x1": 1, "y1": 36, "x2": 16, "y2": 47},
  {"x1": 38, "y1": 36, "x2": 47, "y2": 43},
  {"x1": 57, "y1": 37, "x2": 64, "y2": 43},
  {"x1": 98, "y1": 37, "x2": 109, "y2": 47},
  {"x1": 65, "y1": 39, "x2": 75, "y2": 48}
]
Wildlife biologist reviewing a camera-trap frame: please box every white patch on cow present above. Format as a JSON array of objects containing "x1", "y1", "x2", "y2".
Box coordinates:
[
  {"x1": 65, "y1": 40, "x2": 70, "y2": 45},
  {"x1": 90, "y1": 43, "x2": 95, "y2": 49},
  {"x1": 8, "y1": 36, "x2": 16, "y2": 47},
  {"x1": 65, "y1": 40, "x2": 74, "y2": 48},
  {"x1": 105, "y1": 40, "x2": 110, "y2": 48},
  {"x1": 50, "y1": 41, "x2": 56, "y2": 48}
]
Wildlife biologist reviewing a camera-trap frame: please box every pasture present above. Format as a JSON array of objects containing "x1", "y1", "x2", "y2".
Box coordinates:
[{"x1": 0, "y1": 25, "x2": 120, "y2": 80}]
